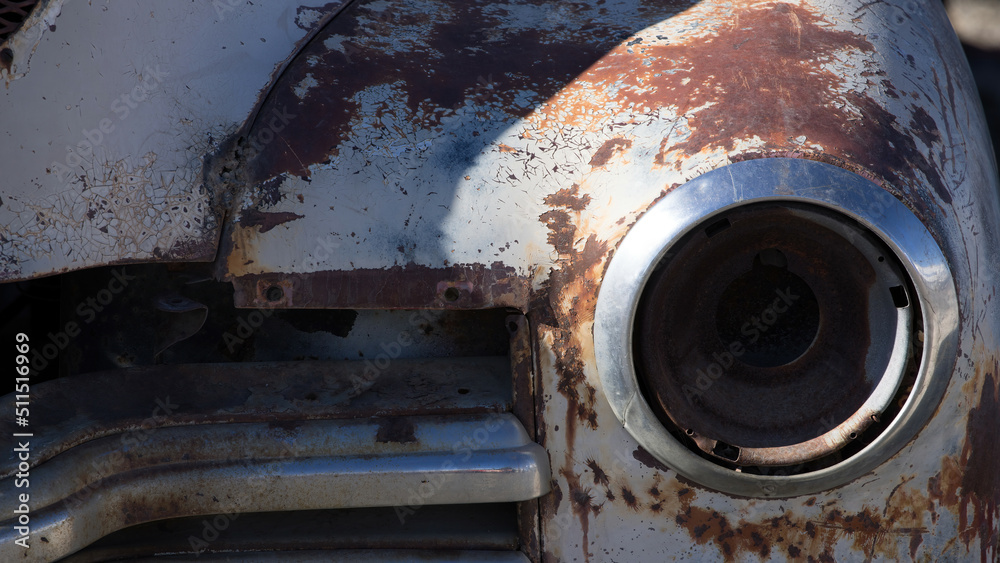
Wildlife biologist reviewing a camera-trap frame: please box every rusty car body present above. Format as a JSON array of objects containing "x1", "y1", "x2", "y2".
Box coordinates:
[{"x1": 1, "y1": 0, "x2": 998, "y2": 561}]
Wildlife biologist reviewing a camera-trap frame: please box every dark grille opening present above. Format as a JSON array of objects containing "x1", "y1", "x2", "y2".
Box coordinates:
[
  {"x1": 2, "y1": 263, "x2": 542, "y2": 562},
  {"x1": 0, "y1": 263, "x2": 512, "y2": 378},
  {"x1": 60, "y1": 504, "x2": 520, "y2": 562},
  {"x1": 0, "y1": 0, "x2": 38, "y2": 42}
]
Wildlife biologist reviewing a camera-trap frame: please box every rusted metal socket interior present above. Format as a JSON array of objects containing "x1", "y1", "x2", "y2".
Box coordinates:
[{"x1": 634, "y1": 202, "x2": 915, "y2": 470}]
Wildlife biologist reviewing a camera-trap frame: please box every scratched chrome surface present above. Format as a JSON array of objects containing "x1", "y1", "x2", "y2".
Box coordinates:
[
  {"x1": 0, "y1": 0, "x2": 344, "y2": 280},
  {"x1": 1, "y1": 0, "x2": 998, "y2": 561}
]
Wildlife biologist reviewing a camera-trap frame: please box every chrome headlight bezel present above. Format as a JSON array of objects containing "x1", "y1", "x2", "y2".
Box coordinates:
[{"x1": 593, "y1": 157, "x2": 959, "y2": 498}]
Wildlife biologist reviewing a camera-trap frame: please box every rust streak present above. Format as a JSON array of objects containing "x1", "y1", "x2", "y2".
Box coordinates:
[{"x1": 238, "y1": 209, "x2": 305, "y2": 234}]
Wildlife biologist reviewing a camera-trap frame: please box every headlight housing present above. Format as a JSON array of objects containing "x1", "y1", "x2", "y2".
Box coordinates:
[{"x1": 594, "y1": 158, "x2": 958, "y2": 497}]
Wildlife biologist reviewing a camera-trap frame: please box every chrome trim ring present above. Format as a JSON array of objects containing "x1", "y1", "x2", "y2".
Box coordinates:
[{"x1": 593, "y1": 158, "x2": 959, "y2": 498}]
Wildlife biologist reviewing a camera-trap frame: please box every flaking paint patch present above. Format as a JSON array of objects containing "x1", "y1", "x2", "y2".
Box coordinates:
[{"x1": 0, "y1": 152, "x2": 215, "y2": 278}]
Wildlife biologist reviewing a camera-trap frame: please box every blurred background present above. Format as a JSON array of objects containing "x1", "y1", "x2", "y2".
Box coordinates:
[{"x1": 946, "y1": 0, "x2": 1000, "y2": 160}]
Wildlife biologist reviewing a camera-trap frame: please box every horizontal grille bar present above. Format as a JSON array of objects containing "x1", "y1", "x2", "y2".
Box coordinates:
[{"x1": 0, "y1": 414, "x2": 549, "y2": 561}]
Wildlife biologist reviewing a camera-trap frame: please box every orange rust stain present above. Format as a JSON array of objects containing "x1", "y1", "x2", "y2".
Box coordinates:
[
  {"x1": 539, "y1": 181, "x2": 605, "y2": 436},
  {"x1": 529, "y1": 4, "x2": 986, "y2": 561},
  {"x1": 543, "y1": 0, "x2": 948, "y2": 206},
  {"x1": 657, "y1": 354, "x2": 1000, "y2": 562},
  {"x1": 543, "y1": 184, "x2": 591, "y2": 212},
  {"x1": 224, "y1": 225, "x2": 253, "y2": 277},
  {"x1": 589, "y1": 138, "x2": 632, "y2": 167},
  {"x1": 672, "y1": 502, "x2": 930, "y2": 563},
  {"x1": 926, "y1": 353, "x2": 1000, "y2": 563},
  {"x1": 560, "y1": 464, "x2": 602, "y2": 563},
  {"x1": 632, "y1": 3, "x2": 873, "y2": 159},
  {"x1": 497, "y1": 143, "x2": 520, "y2": 153}
]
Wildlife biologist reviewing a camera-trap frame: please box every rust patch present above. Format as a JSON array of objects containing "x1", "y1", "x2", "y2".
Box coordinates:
[
  {"x1": 375, "y1": 417, "x2": 417, "y2": 443},
  {"x1": 909, "y1": 106, "x2": 941, "y2": 147},
  {"x1": 238, "y1": 209, "x2": 304, "y2": 233},
  {"x1": 620, "y1": 486, "x2": 638, "y2": 510},
  {"x1": 958, "y1": 368, "x2": 1000, "y2": 561},
  {"x1": 539, "y1": 209, "x2": 577, "y2": 255},
  {"x1": 586, "y1": 458, "x2": 609, "y2": 487},
  {"x1": 588, "y1": 138, "x2": 632, "y2": 167},
  {"x1": 542, "y1": 184, "x2": 591, "y2": 212},
  {"x1": 552, "y1": 339, "x2": 598, "y2": 433},
  {"x1": 258, "y1": 176, "x2": 285, "y2": 206},
  {"x1": 673, "y1": 503, "x2": 929, "y2": 563},
  {"x1": 243, "y1": 0, "x2": 691, "y2": 182},
  {"x1": 229, "y1": 262, "x2": 529, "y2": 309},
  {"x1": 568, "y1": 1, "x2": 953, "y2": 207},
  {"x1": 560, "y1": 465, "x2": 602, "y2": 563}
]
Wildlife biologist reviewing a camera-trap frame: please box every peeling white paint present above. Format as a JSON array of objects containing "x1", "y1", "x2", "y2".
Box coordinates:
[{"x1": 0, "y1": 0, "x2": 315, "y2": 280}]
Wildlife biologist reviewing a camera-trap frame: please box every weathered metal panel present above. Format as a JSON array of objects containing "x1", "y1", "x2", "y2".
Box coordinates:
[
  {"x1": 524, "y1": 0, "x2": 1000, "y2": 561},
  {"x1": 0, "y1": 0, "x2": 345, "y2": 281},
  {"x1": 214, "y1": 0, "x2": 999, "y2": 559},
  {"x1": 216, "y1": 0, "x2": 707, "y2": 289},
  {"x1": 1, "y1": 0, "x2": 996, "y2": 560}
]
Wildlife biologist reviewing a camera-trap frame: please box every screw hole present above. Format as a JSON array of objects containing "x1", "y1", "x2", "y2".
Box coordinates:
[
  {"x1": 685, "y1": 428, "x2": 695, "y2": 436},
  {"x1": 305, "y1": 392, "x2": 317, "y2": 401},
  {"x1": 849, "y1": 432, "x2": 858, "y2": 440},
  {"x1": 457, "y1": 388, "x2": 470, "y2": 395},
  {"x1": 507, "y1": 320, "x2": 519, "y2": 333},
  {"x1": 443, "y1": 287, "x2": 461, "y2": 302},
  {"x1": 265, "y1": 285, "x2": 284, "y2": 302},
  {"x1": 877, "y1": 256, "x2": 885, "y2": 262}
]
